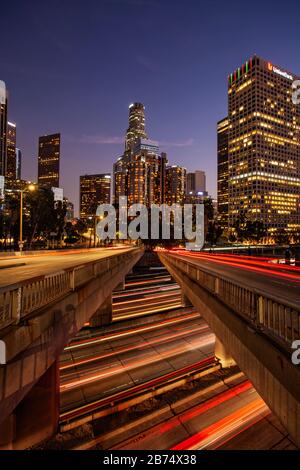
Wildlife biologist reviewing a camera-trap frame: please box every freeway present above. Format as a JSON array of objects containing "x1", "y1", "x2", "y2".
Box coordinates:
[
  {"x1": 112, "y1": 379, "x2": 270, "y2": 450},
  {"x1": 60, "y1": 310, "x2": 214, "y2": 413},
  {"x1": 0, "y1": 246, "x2": 132, "y2": 288},
  {"x1": 162, "y1": 249, "x2": 300, "y2": 306},
  {"x1": 113, "y1": 267, "x2": 182, "y2": 320}
]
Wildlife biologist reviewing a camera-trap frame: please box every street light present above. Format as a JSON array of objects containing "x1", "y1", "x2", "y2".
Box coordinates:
[{"x1": 19, "y1": 183, "x2": 36, "y2": 254}]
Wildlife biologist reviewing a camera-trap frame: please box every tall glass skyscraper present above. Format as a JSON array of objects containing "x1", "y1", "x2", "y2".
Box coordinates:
[{"x1": 125, "y1": 103, "x2": 148, "y2": 153}]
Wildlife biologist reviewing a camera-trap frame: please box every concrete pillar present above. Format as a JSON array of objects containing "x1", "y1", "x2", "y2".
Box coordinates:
[
  {"x1": 114, "y1": 278, "x2": 125, "y2": 292},
  {"x1": 181, "y1": 292, "x2": 192, "y2": 308},
  {"x1": 215, "y1": 337, "x2": 236, "y2": 368},
  {"x1": 0, "y1": 414, "x2": 15, "y2": 450},
  {"x1": 90, "y1": 293, "x2": 112, "y2": 327},
  {"x1": 0, "y1": 360, "x2": 60, "y2": 450}
]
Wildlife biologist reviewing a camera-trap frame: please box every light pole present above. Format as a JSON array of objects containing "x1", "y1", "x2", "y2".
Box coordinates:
[{"x1": 19, "y1": 184, "x2": 36, "y2": 254}]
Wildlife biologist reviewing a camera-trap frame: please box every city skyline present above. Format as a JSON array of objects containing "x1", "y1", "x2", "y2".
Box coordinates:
[{"x1": 2, "y1": 0, "x2": 300, "y2": 215}]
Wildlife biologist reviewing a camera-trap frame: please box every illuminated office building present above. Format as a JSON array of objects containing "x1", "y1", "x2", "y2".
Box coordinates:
[
  {"x1": 165, "y1": 165, "x2": 186, "y2": 205},
  {"x1": 217, "y1": 117, "x2": 229, "y2": 231},
  {"x1": 0, "y1": 80, "x2": 7, "y2": 176},
  {"x1": 6, "y1": 121, "x2": 16, "y2": 180},
  {"x1": 80, "y1": 173, "x2": 111, "y2": 220},
  {"x1": 125, "y1": 102, "x2": 147, "y2": 153},
  {"x1": 127, "y1": 139, "x2": 163, "y2": 207},
  {"x1": 113, "y1": 154, "x2": 129, "y2": 205},
  {"x1": 113, "y1": 104, "x2": 167, "y2": 208},
  {"x1": 186, "y1": 170, "x2": 206, "y2": 194},
  {"x1": 227, "y1": 56, "x2": 300, "y2": 236},
  {"x1": 38, "y1": 133, "x2": 60, "y2": 188}
]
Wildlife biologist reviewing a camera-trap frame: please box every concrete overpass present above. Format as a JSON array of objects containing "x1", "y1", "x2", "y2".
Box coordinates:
[
  {"x1": 158, "y1": 250, "x2": 300, "y2": 447},
  {"x1": 0, "y1": 247, "x2": 143, "y2": 449}
]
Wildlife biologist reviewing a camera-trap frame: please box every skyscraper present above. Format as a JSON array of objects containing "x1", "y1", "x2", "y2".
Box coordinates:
[
  {"x1": 186, "y1": 170, "x2": 206, "y2": 195},
  {"x1": 0, "y1": 80, "x2": 7, "y2": 176},
  {"x1": 227, "y1": 56, "x2": 300, "y2": 236},
  {"x1": 6, "y1": 121, "x2": 16, "y2": 180},
  {"x1": 113, "y1": 154, "x2": 129, "y2": 205},
  {"x1": 125, "y1": 103, "x2": 147, "y2": 153},
  {"x1": 113, "y1": 103, "x2": 166, "y2": 208},
  {"x1": 80, "y1": 174, "x2": 111, "y2": 220},
  {"x1": 38, "y1": 133, "x2": 60, "y2": 188},
  {"x1": 127, "y1": 138, "x2": 162, "y2": 207},
  {"x1": 217, "y1": 117, "x2": 229, "y2": 231},
  {"x1": 165, "y1": 165, "x2": 186, "y2": 205}
]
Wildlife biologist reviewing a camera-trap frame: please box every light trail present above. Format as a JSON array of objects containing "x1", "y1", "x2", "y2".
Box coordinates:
[
  {"x1": 170, "y1": 250, "x2": 300, "y2": 283},
  {"x1": 64, "y1": 310, "x2": 199, "y2": 351},
  {"x1": 60, "y1": 356, "x2": 216, "y2": 423},
  {"x1": 112, "y1": 380, "x2": 263, "y2": 450},
  {"x1": 171, "y1": 398, "x2": 269, "y2": 450},
  {"x1": 113, "y1": 290, "x2": 181, "y2": 308},
  {"x1": 60, "y1": 322, "x2": 210, "y2": 371},
  {"x1": 113, "y1": 284, "x2": 179, "y2": 299},
  {"x1": 113, "y1": 302, "x2": 183, "y2": 320},
  {"x1": 60, "y1": 333, "x2": 214, "y2": 392}
]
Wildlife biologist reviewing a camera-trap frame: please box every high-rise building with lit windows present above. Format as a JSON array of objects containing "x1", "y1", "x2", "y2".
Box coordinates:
[
  {"x1": 0, "y1": 80, "x2": 8, "y2": 176},
  {"x1": 113, "y1": 104, "x2": 166, "y2": 208},
  {"x1": 6, "y1": 121, "x2": 17, "y2": 180},
  {"x1": 165, "y1": 165, "x2": 186, "y2": 205},
  {"x1": 186, "y1": 170, "x2": 206, "y2": 195},
  {"x1": 125, "y1": 103, "x2": 147, "y2": 154},
  {"x1": 80, "y1": 173, "x2": 111, "y2": 220},
  {"x1": 217, "y1": 117, "x2": 229, "y2": 231},
  {"x1": 38, "y1": 133, "x2": 60, "y2": 188},
  {"x1": 227, "y1": 56, "x2": 300, "y2": 236}
]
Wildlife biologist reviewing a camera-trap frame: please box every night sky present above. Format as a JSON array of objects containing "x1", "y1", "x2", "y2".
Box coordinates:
[{"x1": 2, "y1": 0, "x2": 300, "y2": 215}]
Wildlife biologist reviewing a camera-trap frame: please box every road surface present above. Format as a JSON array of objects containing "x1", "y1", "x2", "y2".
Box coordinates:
[{"x1": 0, "y1": 247, "x2": 133, "y2": 288}]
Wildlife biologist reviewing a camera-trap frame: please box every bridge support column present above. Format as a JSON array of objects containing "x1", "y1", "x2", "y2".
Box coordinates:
[
  {"x1": 215, "y1": 337, "x2": 236, "y2": 368},
  {"x1": 181, "y1": 292, "x2": 192, "y2": 308},
  {"x1": 90, "y1": 293, "x2": 112, "y2": 327},
  {"x1": 0, "y1": 414, "x2": 15, "y2": 449},
  {"x1": 114, "y1": 278, "x2": 125, "y2": 292},
  {"x1": 0, "y1": 360, "x2": 59, "y2": 450}
]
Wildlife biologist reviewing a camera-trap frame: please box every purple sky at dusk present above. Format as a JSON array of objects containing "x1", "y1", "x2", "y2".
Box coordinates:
[{"x1": 2, "y1": 0, "x2": 300, "y2": 215}]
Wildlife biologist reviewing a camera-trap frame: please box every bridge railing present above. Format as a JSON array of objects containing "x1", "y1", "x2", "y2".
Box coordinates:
[
  {"x1": 0, "y1": 248, "x2": 142, "y2": 330},
  {"x1": 160, "y1": 253, "x2": 300, "y2": 350}
]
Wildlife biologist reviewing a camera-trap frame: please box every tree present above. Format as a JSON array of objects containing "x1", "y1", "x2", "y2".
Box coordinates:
[
  {"x1": 206, "y1": 221, "x2": 223, "y2": 246},
  {"x1": 274, "y1": 229, "x2": 290, "y2": 245},
  {"x1": 244, "y1": 220, "x2": 267, "y2": 244}
]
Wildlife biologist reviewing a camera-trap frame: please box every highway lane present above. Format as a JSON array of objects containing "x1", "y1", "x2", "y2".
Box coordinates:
[
  {"x1": 113, "y1": 291, "x2": 182, "y2": 320},
  {"x1": 164, "y1": 250, "x2": 300, "y2": 306},
  {"x1": 112, "y1": 380, "x2": 270, "y2": 450},
  {"x1": 0, "y1": 246, "x2": 133, "y2": 288},
  {"x1": 112, "y1": 266, "x2": 182, "y2": 320},
  {"x1": 60, "y1": 313, "x2": 214, "y2": 413}
]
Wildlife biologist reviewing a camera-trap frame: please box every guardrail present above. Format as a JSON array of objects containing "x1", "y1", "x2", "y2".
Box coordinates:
[
  {"x1": 159, "y1": 253, "x2": 300, "y2": 351},
  {"x1": 0, "y1": 248, "x2": 142, "y2": 330}
]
